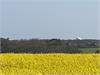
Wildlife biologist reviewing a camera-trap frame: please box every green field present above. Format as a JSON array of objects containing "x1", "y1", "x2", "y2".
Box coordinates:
[
  {"x1": 79, "y1": 48, "x2": 100, "y2": 53},
  {"x1": 0, "y1": 53, "x2": 100, "y2": 75}
]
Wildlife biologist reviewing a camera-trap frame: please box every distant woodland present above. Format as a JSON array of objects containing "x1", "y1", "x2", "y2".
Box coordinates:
[{"x1": 0, "y1": 38, "x2": 100, "y2": 53}]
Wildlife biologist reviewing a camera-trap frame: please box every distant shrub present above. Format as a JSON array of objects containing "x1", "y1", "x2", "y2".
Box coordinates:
[{"x1": 95, "y1": 50, "x2": 100, "y2": 53}]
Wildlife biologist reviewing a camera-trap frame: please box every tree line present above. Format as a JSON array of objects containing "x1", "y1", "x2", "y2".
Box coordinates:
[{"x1": 0, "y1": 38, "x2": 100, "y2": 53}]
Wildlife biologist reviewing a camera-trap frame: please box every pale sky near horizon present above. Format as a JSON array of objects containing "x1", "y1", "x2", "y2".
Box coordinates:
[{"x1": 0, "y1": 0, "x2": 100, "y2": 39}]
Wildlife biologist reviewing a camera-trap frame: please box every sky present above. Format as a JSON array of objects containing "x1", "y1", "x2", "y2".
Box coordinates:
[{"x1": 0, "y1": 0, "x2": 100, "y2": 39}]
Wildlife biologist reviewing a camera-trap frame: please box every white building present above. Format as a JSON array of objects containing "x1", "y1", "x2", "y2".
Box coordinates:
[{"x1": 76, "y1": 37, "x2": 82, "y2": 40}]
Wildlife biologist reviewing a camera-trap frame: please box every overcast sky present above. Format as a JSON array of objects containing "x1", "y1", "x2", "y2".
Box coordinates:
[{"x1": 1, "y1": 0, "x2": 100, "y2": 39}]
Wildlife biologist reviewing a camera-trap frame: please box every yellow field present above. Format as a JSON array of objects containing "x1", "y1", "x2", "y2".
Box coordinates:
[{"x1": 0, "y1": 54, "x2": 100, "y2": 75}]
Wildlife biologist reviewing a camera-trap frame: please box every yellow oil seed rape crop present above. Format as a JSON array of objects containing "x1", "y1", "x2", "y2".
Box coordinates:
[{"x1": 0, "y1": 54, "x2": 100, "y2": 75}]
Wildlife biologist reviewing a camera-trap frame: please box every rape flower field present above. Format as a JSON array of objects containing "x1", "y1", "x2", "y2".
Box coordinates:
[{"x1": 0, "y1": 54, "x2": 100, "y2": 75}]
